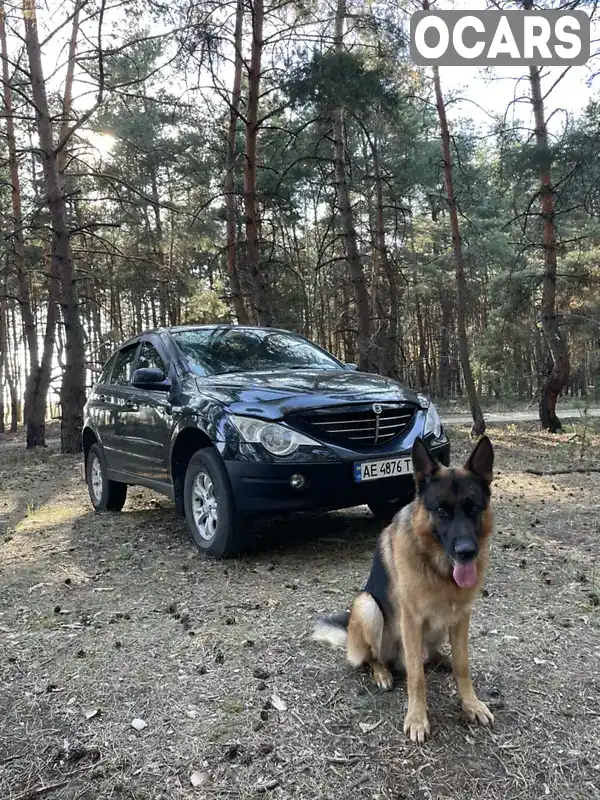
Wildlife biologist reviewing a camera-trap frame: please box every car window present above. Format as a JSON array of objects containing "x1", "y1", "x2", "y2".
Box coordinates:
[
  {"x1": 172, "y1": 328, "x2": 342, "y2": 376},
  {"x1": 109, "y1": 344, "x2": 138, "y2": 386},
  {"x1": 97, "y1": 352, "x2": 117, "y2": 385},
  {"x1": 137, "y1": 342, "x2": 167, "y2": 374}
]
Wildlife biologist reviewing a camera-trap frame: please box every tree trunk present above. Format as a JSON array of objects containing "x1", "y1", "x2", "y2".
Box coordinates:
[
  {"x1": 364, "y1": 146, "x2": 386, "y2": 376},
  {"x1": 23, "y1": 0, "x2": 85, "y2": 453},
  {"x1": 28, "y1": 133, "x2": 63, "y2": 448},
  {"x1": 371, "y1": 131, "x2": 399, "y2": 378},
  {"x1": 0, "y1": 377, "x2": 4, "y2": 436},
  {"x1": 56, "y1": 0, "x2": 80, "y2": 177},
  {"x1": 333, "y1": 0, "x2": 372, "y2": 371},
  {"x1": 7, "y1": 371, "x2": 18, "y2": 432},
  {"x1": 27, "y1": 244, "x2": 60, "y2": 448},
  {"x1": 528, "y1": 60, "x2": 570, "y2": 432},
  {"x1": 1, "y1": 1, "x2": 46, "y2": 445},
  {"x1": 439, "y1": 292, "x2": 452, "y2": 398},
  {"x1": 425, "y1": 19, "x2": 484, "y2": 434},
  {"x1": 133, "y1": 289, "x2": 142, "y2": 335},
  {"x1": 22, "y1": 0, "x2": 82, "y2": 448},
  {"x1": 0, "y1": 290, "x2": 6, "y2": 433},
  {"x1": 340, "y1": 278, "x2": 355, "y2": 364},
  {"x1": 244, "y1": 0, "x2": 271, "y2": 326},
  {"x1": 6, "y1": 298, "x2": 19, "y2": 432},
  {"x1": 149, "y1": 167, "x2": 168, "y2": 326},
  {"x1": 225, "y1": 0, "x2": 249, "y2": 324},
  {"x1": 415, "y1": 293, "x2": 427, "y2": 391}
]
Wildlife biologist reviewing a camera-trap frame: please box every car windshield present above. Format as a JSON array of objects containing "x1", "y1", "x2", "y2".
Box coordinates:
[{"x1": 172, "y1": 328, "x2": 342, "y2": 376}]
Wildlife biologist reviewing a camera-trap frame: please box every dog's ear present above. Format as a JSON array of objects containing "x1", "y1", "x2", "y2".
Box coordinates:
[
  {"x1": 465, "y1": 435, "x2": 494, "y2": 485},
  {"x1": 412, "y1": 437, "x2": 439, "y2": 490}
]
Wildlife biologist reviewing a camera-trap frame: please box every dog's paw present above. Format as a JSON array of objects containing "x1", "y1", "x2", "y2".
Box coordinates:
[
  {"x1": 403, "y1": 709, "x2": 430, "y2": 743},
  {"x1": 371, "y1": 663, "x2": 394, "y2": 691},
  {"x1": 462, "y1": 696, "x2": 494, "y2": 726}
]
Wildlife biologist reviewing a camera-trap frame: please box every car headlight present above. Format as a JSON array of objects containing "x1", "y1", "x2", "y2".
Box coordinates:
[
  {"x1": 231, "y1": 415, "x2": 319, "y2": 457},
  {"x1": 423, "y1": 402, "x2": 443, "y2": 440}
]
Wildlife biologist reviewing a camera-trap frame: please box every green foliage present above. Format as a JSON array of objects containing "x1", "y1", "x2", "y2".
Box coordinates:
[
  {"x1": 287, "y1": 51, "x2": 398, "y2": 113},
  {"x1": 3, "y1": 0, "x2": 600, "y2": 411},
  {"x1": 183, "y1": 284, "x2": 231, "y2": 325}
]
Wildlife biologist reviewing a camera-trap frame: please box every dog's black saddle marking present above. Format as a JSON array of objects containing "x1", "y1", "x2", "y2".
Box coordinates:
[{"x1": 364, "y1": 538, "x2": 393, "y2": 621}]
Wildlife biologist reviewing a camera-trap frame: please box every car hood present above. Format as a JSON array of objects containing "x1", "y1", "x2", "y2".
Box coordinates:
[{"x1": 195, "y1": 369, "x2": 422, "y2": 420}]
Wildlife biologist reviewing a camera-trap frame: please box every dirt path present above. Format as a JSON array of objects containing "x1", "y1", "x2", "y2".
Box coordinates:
[
  {"x1": 1, "y1": 424, "x2": 600, "y2": 799},
  {"x1": 444, "y1": 407, "x2": 600, "y2": 425}
]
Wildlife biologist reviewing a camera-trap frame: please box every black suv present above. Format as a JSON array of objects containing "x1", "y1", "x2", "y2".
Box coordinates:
[{"x1": 82, "y1": 325, "x2": 450, "y2": 557}]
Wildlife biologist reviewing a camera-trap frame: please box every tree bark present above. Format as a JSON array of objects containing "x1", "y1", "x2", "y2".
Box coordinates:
[
  {"x1": 56, "y1": 0, "x2": 80, "y2": 177},
  {"x1": 29, "y1": 243, "x2": 60, "y2": 447},
  {"x1": 19, "y1": 0, "x2": 81, "y2": 448},
  {"x1": 7, "y1": 371, "x2": 18, "y2": 432},
  {"x1": 415, "y1": 292, "x2": 427, "y2": 391},
  {"x1": 439, "y1": 291, "x2": 452, "y2": 398},
  {"x1": 225, "y1": 0, "x2": 249, "y2": 324},
  {"x1": 528, "y1": 61, "x2": 570, "y2": 432},
  {"x1": 150, "y1": 167, "x2": 168, "y2": 326},
  {"x1": 23, "y1": 0, "x2": 85, "y2": 453},
  {"x1": 371, "y1": 131, "x2": 399, "y2": 378},
  {"x1": 7, "y1": 299, "x2": 19, "y2": 431},
  {"x1": 244, "y1": 0, "x2": 271, "y2": 326},
  {"x1": 0, "y1": 1, "x2": 46, "y2": 445},
  {"x1": 0, "y1": 289, "x2": 6, "y2": 433},
  {"x1": 30, "y1": 113, "x2": 64, "y2": 448},
  {"x1": 340, "y1": 278, "x2": 355, "y2": 364},
  {"x1": 424, "y1": 10, "x2": 484, "y2": 433},
  {"x1": 333, "y1": 0, "x2": 372, "y2": 371}
]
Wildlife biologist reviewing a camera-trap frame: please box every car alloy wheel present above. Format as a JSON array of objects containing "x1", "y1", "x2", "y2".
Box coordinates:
[
  {"x1": 191, "y1": 471, "x2": 219, "y2": 541},
  {"x1": 90, "y1": 454, "x2": 104, "y2": 502},
  {"x1": 183, "y1": 448, "x2": 248, "y2": 558},
  {"x1": 85, "y1": 442, "x2": 127, "y2": 512}
]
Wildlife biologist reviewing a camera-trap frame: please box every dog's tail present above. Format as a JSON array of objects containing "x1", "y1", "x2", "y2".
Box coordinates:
[{"x1": 311, "y1": 611, "x2": 350, "y2": 650}]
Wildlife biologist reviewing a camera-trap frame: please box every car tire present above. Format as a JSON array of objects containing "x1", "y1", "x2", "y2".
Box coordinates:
[
  {"x1": 173, "y1": 474, "x2": 186, "y2": 517},
  {"x1": 86, "y1": 443, "x2": 127, "y2": 512},
  {"x1": 368, "y1": 493, "x2": 413, "y2": 524},
  {"x1": 183, "y1": 448, "x2": 247, "y2": 558}
]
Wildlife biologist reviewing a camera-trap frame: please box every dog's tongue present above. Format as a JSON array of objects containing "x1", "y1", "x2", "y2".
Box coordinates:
[{"x1": 452, "y1": 561, "x2": 478, "y2": 588}]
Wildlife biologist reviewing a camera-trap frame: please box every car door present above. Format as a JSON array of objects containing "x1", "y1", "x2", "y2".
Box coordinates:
[
  {"x1": 102, "y1": 341, "x2": 141, "y2": 475},
  {"x1": 122, "y1": 338, "x2": 173, "y2": 483},
  {"x1": 87, "y1": 350, "x2": 119, "y2": 449}
]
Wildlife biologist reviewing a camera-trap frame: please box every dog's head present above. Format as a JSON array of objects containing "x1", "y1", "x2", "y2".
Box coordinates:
[{"x1": 412, "y1": 436, "x2": 494, "y2": 589}]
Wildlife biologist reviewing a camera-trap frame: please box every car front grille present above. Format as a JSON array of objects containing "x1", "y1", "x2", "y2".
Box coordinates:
[{"x1": 295, "y1": 403, "x2": 417, "y2": 447}]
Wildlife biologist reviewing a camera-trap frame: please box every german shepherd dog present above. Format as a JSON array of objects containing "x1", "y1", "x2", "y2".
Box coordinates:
[{"x1": 312, "y1": 435, "x2": 495, "y2": 743}]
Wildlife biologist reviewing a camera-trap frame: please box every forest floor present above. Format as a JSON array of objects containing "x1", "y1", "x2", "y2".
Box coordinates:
[
  {"x1": 436, "y1": 396, "x2": 600, "y2": 423},
  {"x1": 1, "y1": 421, "x2": 600, "y2": 800},
  {"x1": 442, "y1": 407, "x2": 600, "y2": 426}
]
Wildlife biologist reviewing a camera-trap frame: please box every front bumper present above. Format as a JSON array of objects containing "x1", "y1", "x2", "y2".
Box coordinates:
[{"x1": 222, "y1": 440, "x2": 450, "y2": 516}]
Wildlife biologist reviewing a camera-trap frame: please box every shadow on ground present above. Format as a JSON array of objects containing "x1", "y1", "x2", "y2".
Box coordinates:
[{"x1": 1, "y1": 423, "x2": 600, "y2": 800}]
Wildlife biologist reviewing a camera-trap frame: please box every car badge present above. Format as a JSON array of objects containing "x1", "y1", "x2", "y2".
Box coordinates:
[{"x1": 372, "y1": 403, "x2": 382, "y2": 415}]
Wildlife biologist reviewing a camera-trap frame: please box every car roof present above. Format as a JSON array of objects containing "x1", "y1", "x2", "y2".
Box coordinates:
[
  {"x1": 118, "y1": 324, "x2": 300, "y2": 349},
  {"x1": 166, "y1": 324, "x2": 296, "y2": 336}
]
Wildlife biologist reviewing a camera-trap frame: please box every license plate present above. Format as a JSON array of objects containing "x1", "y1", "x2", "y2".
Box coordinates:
[{"x1": 353, "y1": 456, "x2": 413, "y2": 483}]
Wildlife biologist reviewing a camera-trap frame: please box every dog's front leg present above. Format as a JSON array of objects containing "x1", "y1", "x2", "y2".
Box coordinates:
[
  {"x1": 449, "y1": 612, "x2": 494, "y2": 726},
  {"x1": 401, "y1": 611, "x2": 429, "y2": 743}
]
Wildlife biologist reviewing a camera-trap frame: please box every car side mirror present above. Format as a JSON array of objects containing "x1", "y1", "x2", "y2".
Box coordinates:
[
  {"x1": 344, "y1": 362, "x2": 359, "y2": 371},
  {"x1": 132, "y1": 367, "x2": 171, "y2": 391}
]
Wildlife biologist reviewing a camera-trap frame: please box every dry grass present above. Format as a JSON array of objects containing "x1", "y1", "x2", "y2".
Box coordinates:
[{"x1": 1, "y1": 421, "x2": 600, "y2": 800}]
